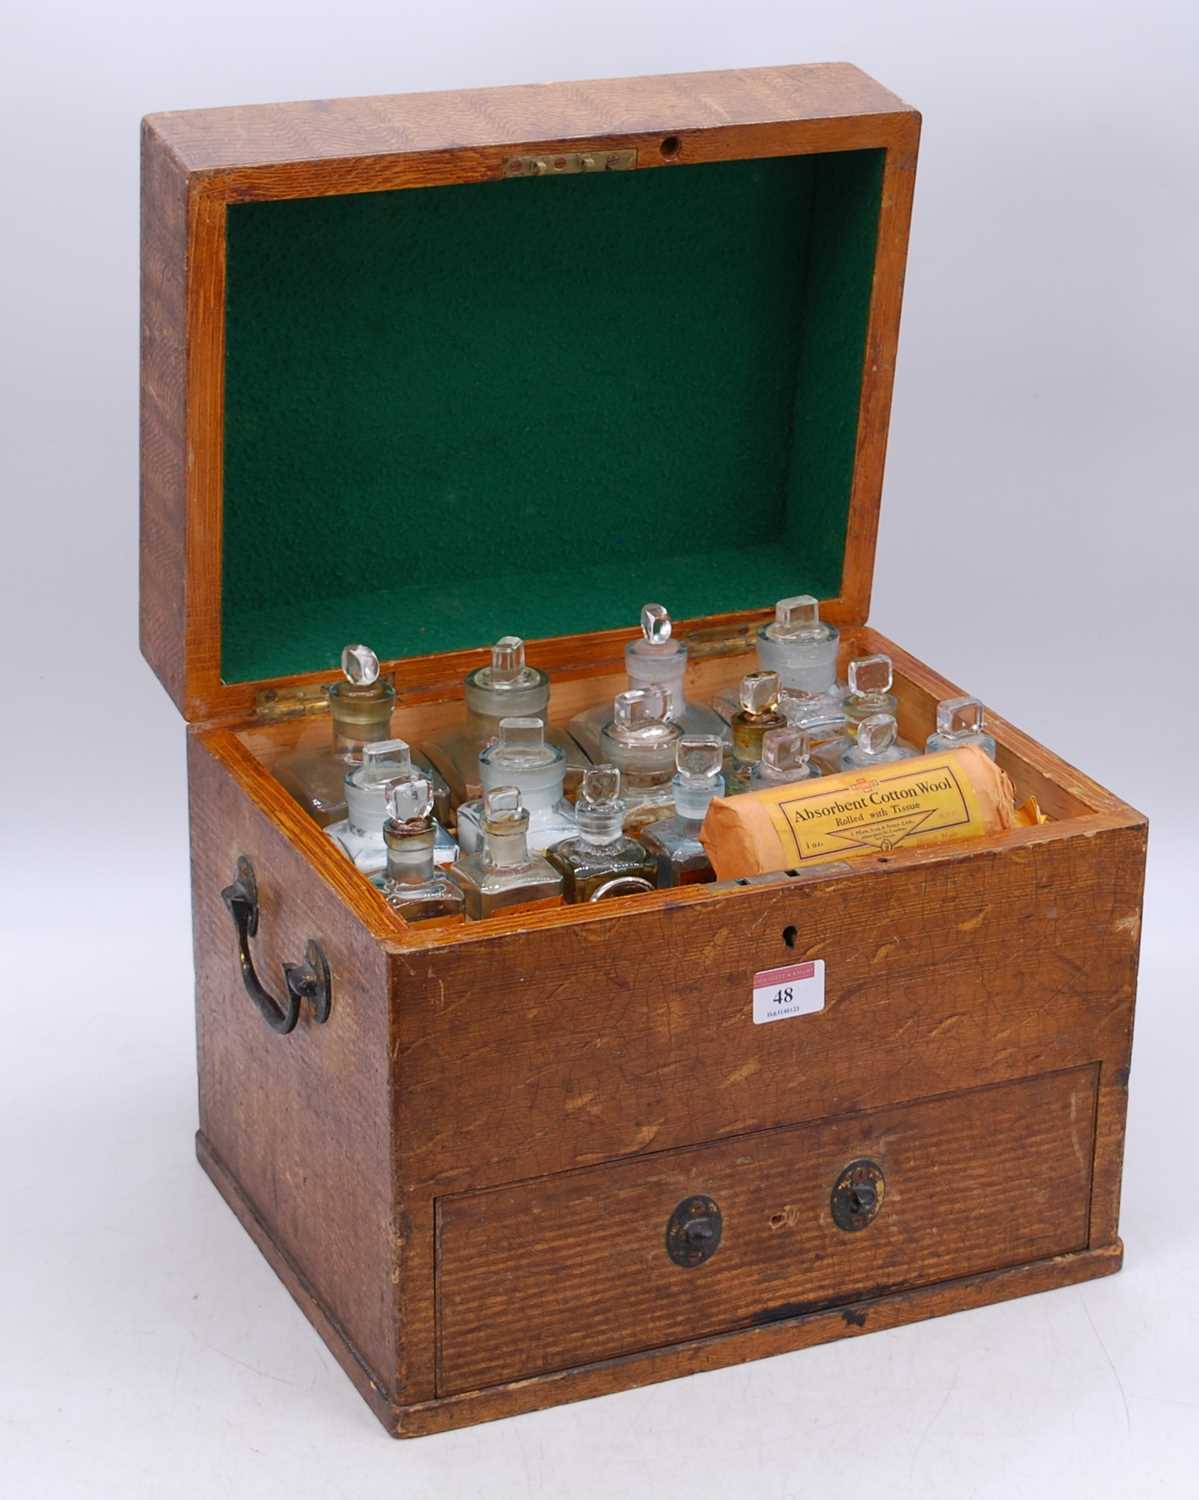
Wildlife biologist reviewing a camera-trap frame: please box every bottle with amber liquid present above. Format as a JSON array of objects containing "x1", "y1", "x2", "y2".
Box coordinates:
[
  {"x1": 371, "y1": 779, "x2": 465, "y2": 925},
  {"x1": 546, "y1": 766, "x2": 659, "y2": 903},
  {"x1": 726, "y1": 672, "x2": 788, "y2": 793},
  {"x1": 638, "y1": 736, "x2": 724, "y2": 887},
  {"x1": 273, "y1": 643, "x2": 450, "y2": 828},
  {"x1": 448, "y1": 787, "x2": 564, "y2": 919}
]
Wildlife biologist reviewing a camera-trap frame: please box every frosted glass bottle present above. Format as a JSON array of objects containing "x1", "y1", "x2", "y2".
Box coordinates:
[
  {"x1": 715, "y1": 595, "x2": 846, "y2": 730},
  {"x1": 545, "y1": 767, "x2": 660, "y2": 902},
  {"x1": 423, "y1": 636, "x2": 588, "y2": 805},
  {"x1": 725, "y1": 672, "x2": 788, "y2": 794},
  {"x1": 273, "y1": 643, "x2": 451, "y2": 828},
  {"x1": 326, "y1": 740, "x2": 458, "y2": 875},
  {"x1": 370, "y1": 779, "x2": 465, "y2": 925},
  {"x1": 456, "y1": 718, "x2": 577, "y2": 855},
  {"x1": 568, "y1": 604, "x2": 729, "y2": 763},
  {"x1": 838, "y1": 713, "x2": 918, "y2": 770},
  {"x1": 596, "y1": 686, "x2": 684, "y2": 823},
  {"x1": 449, "y1": 787, "x2": 564, "y2": 919},
  {"x1": 750, "y1": 728, "x2": 823, "y2": 787},
  {"x1": 926, "y1": 696, "x2": 997, "y2": 759},
  {"x1": 638, "y1": 737, "x2": 724, "y2": 887}
]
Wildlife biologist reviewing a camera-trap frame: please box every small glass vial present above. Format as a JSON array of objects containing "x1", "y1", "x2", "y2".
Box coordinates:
[
  {"x1": 326, "y1": 740, "x2": 457, "y2": 875},
  {"x1": 925, "y1": 696, "x2": 997, "y2": 760},
  {"x1": 423, "y1": 636, "x2": 588, "y2": 805},
  {"x1": 546, "y1": 767, "x2": 660, "y2": 902},
  {"x1": 456, "y1": 717, "x2": 577, "y2": 855},
  {"x1": 568, "y1": 604, "x2": 729, "y2": 762},
  {"x1": 838, "y1": 713, "x2": 918, "y2": 770},
  {"x1": 449, "y1": 786, "x2": 564, "y2": 920},
  {"x1": 371, "y1": 779, "x2": 465, "y2": 925},
  {"x1": 843, "y1": 654, "x2": 899, "y2": 737},
  {"x1": 750, "y1": 728, "x2": 822, "y2": 787},
  {"x1": 638, "y1": 737, "x2": 724, "y2": 888},
  {"x1": 597, "y1": 686, "x2": 684, "y2": 821},
  {"x1": 726, "y1": 672, "x2": 788, "y2": 793},
  {"x1": 273, "y1": 644, "x2": 450, "y2": 828}
]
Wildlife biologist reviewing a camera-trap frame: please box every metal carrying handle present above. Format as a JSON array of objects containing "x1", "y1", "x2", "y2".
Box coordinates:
[{"x1": 220, "y1": 856, "x2": 332, "y2": 1034}]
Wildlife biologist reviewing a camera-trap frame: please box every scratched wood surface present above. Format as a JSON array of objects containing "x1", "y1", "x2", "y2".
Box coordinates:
[
  {"x1": 436, "y1": 1067, "x2": 1096, "y2": 1394},
  {"x1": 138, "y1": 63, "x2": 919, "y2": 723}
]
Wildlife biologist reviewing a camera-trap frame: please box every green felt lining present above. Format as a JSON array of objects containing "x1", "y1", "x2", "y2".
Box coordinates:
[{"x1": 221, "y1": 149, "x2": 884, "y2": 684}]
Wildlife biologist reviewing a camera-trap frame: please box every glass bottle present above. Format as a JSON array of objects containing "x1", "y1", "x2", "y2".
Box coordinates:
[
  {"x1": 545, "y1": 767, "x2": 660, "y2": 902},
  {"x1": 596, "y1": 686, "x2": 684, "y2": 824},
  {"x1": 838, "y1": 713, "x2": 918, "y2": 770},
  {"x1": 638, "y1": 737, "x2": 724, "y2": 888},
  {"x1": 423, "y1": 636, "x2": 588, "y2": 806},
  {"x1": 843, "y1": 655, "x2": 900, "y2": 736},
  {"x1": 326, "y1": 740, "x2": 457, "y2": 875},
  {"x1": 715, "y1": 595, "x2": 846, "y2": 726},
  {"x1": 456, "y1": 717, "x2": 577, "y2": 855},
  {"x1": 448, "y1": 786, "x2": 564, "y2": 919},
  {"x1": 567, "y1": 604, "x2": 729, "y2": 763},
  {"x1": 726, "y1": 672, "x2": 788, "y2": 793},
  {"x1": 370, "y1": 779, "x2": 465, "y2": 924},
  {"x1": 925, "y1": 696, "x2": 997, "y2": 759},
  {"x1": 273, "y1": 643, "x2": 451, "y2": 829},
  {"x1": 750, "y1": 727, "x2": 822, "y2": 787}
]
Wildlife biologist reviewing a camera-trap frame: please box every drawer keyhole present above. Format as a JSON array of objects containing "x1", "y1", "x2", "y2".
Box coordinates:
[{"x1": 831, "y1": 1159, "x2": 886, "y2": 1232}]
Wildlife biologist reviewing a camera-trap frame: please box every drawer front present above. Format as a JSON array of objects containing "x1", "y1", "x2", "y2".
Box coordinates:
[{"x1": 436, "y1": 1066, "x2": 1097, "y2": 1395}]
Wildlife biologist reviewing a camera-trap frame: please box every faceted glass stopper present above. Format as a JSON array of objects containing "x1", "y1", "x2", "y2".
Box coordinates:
[
  {"x1": 641, "y1": 603, "x2": 672, "y2": 644},
  {"x1": 738, "y1": 671, "x2": 781, "y2": 715},
  {"x1": 613, "y1": 685, "x2": 669, "y2": 728},
  {"x1": 848, "y1": 654, "x2": 893, "y2": 697},
  {"x1": 858, "y1": 714, "x2": 898, "y2": 757},
  {"x1": 360, "y1": 739, "x2": 413, "y2": 781},
  {"x1": 489, "y1": 635, "x2": 526, "y2": 684},
  {"x1": 497, "y1": 717, "x2": 547, "y2": 754},
  {"x1": 386, "y1": 776, "x2": 432, "y2": 825},
  {"x1": 676, "y1": 735, "x2": 723, "y2": 780},
  {"x1": 483, "y1": 784, "x2": 527, "y2": 829},
  {"x1": 937, "y1": 695, "x2": 985, "y2": 738},
  {"x1": 580, "y1": 764, "x2": 622, "y2": 806},
  {"x1": 767, "y1": 594, "x2": 829, "y2": 642},
  {"x1": 762, "y1": 727, "x2": 811, "y2": 774},
  {"x1": 341, "y1": 643, "x2": 380, "y2": 685}
]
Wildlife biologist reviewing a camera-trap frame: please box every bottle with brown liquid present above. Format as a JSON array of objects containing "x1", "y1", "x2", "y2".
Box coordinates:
[
  {"x1": 638, "y1": 736, "x2": 725, "y2": 887},
  {"x1": 726, "y1": 671, "x2": 788, "y2": 793},
  {"x1": 546, "y1": 766, "x2": 659, "y2": 903}
]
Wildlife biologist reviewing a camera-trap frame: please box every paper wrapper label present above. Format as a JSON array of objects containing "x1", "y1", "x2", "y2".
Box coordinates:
[{"x1": 702, "y1": 745, "x2": 1025, "y2": 880}]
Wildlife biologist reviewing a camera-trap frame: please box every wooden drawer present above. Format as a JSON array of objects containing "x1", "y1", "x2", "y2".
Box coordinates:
[{"x1": 436, "y1": 1066, "x2": 1097, "y2": 1395}]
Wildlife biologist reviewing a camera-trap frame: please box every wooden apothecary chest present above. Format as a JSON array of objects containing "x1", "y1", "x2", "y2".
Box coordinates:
[{"x1": 139, "y1": 63, "x2": 1147, "y2": 1437}]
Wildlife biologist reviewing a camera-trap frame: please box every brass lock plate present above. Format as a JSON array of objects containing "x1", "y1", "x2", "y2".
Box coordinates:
[
  {"x1": 503, "y1": 148, "x2": 637, "y2": 178},
  {"x1": 831, "y1": 1159, "x2": 886, "y2": 1232}
]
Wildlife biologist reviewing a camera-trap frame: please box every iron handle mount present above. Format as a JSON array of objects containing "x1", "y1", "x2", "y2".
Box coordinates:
[{"x1": 220, "y1": 856, "x2": 332, "y2": 1035}]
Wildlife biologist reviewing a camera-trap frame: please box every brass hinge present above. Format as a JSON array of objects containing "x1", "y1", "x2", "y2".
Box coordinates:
[
  {"x1": 254, "y1": 682, "x2": 335, "y2": 721},
  {"x1": 503, "y1": 148, "x2": 637, "y2": 179}
]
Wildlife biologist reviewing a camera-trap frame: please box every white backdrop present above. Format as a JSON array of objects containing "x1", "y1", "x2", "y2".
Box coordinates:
[{"x1": 2, "y1": 3, "x2": 1196, "y2": 1496}]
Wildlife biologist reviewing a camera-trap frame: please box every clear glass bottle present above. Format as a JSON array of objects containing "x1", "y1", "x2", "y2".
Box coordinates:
[
  {"x1": 726, "y1": 672, "x2": 789, "y2": 793},
  {"x1": 925, "y1": 696, "x2": 997, "y2": 759},
  {"x1": 638, "y1": 737, "x2": 724, "y2": 888},
  {"x1": 715, "y1": 595, "x2": 846, "y2": 726},
  {"x1": 843, "y1": 654, "x2": 900, "y2": 737},
  {"x1": 423, "y1": 636, "x2": 588, "y2": 806},
  {"x1": 750, "y1": 728, "x2": 823, "y2": 787},
  {"x1": 370, "y1": 779, "x2": 465, "y2": 924},
  {"x1": 449, "y1": 786, "x2": 564, "y2": 919},
  {"x1": 456, "y1": 718, "x2": 577, "y2": 855},
  {"x1": 273, "y1": 643, "x2": 451, "y2": 829},
  {"x1": 568, "y1": 604, "x2": 729, "y2": 762},
  {"x1": 326, "y1": 740, "x2": 457, "y2": 875},
  {"x1": 596, "y1": 686, "x2": 684, "y2": 823},
  {"x1": 546, "y1": 767, "x2": 660, "y2": 902},
  {"x1": 838, "y1": 713, "x2": 918, "y2": 770}
]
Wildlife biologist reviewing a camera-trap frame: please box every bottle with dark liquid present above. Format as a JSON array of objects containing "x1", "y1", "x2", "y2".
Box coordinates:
[
  {"x1": 638, "y1": 736, "x2": 724, "y2": 887},
  {"x1": 546, "y1": 766, "x2": 659, "y2": 903}
]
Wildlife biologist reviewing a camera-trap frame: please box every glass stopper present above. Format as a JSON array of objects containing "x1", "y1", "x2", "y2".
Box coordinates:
[
  {"x1": 613, "y1": 685, "x2": 669, "y2": 729},
  {"x1": 361, "y1": 739, "x2": 413, "y2": 779},
  {"x1": 341, "y1": 643, "x2": 380, "y2": 685},
  {"x1": 580, "y1": 765, "x2": 622, "y2": 805},
  {"x1": 385, "y1": 776, "x2": 432, "y2": 825},
  {"x1": 676, "y1": 735, "x2": 723, "y2": 780},
  {"x1": 641, "y1": 603, "x2": 672, "y2": 644},
  {"x1": 497, "y1": 717, "x2": 546, "y2": 753},
  {"x1": 762, "y1": 727, "x2": 812, "y2": 774},
  {"x1": 738, "y1": 671, "x2": 782, "y2": 715},
  {"x1": 848, "y1": 654, "x2": 893, "y2": 698},
  {"x1": 482, "y1": 784, "x2": 527, "y2": 827},
  {"x1": 489, "y1": 636, "x2": 526, "y2": 684},
  {"x1": 767, "y1": 595, "x2": 829, "y2": 642},
  {"x1": 936, "y1": 695, "x2": 985, "y2": 738},
  {"x1": 857, "y1": 714, "x2": 898, "y2": 757}
]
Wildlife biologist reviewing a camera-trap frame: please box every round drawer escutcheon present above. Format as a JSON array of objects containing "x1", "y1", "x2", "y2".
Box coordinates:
[
  {"x1": 831, "y1": 1158, "x2": 886, "y2": 1232},
  {"x1": 666, "y1": 1195, "x2": 722, "y2": 1267}
]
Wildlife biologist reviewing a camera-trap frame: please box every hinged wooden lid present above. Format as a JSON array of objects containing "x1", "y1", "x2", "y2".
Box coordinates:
[{"x1": 139, "y1": 62, "x2": 919, "y2": 723}]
